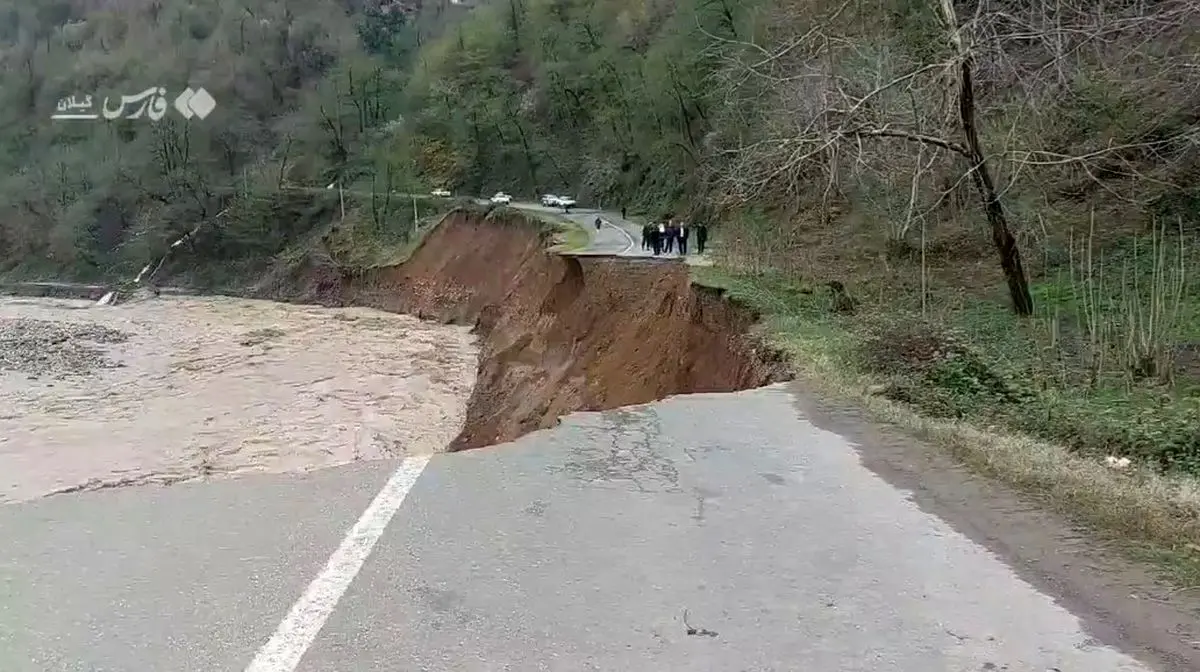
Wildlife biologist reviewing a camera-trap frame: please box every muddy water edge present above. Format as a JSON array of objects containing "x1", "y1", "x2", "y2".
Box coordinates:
[{"x1": 0, "y1": 295, "x2": 478, "y2": 502}]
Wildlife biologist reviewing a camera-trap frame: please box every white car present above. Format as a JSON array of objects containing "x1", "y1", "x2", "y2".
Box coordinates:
[
  {"x1": 540, "y1": 194, "x2": 561, "y2": 207},
  {"x1": 490, "y1": 192, "x2": 512, "y2": 205},
  {"x1": 431, "y1": 188, "x2": 451, "y2": 197},
  {"x1": 557, "y1": 196, "x2": 576, "y2": 210}
]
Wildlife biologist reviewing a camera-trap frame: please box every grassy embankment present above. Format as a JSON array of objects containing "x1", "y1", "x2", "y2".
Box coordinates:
[
  {"x1": 525, "y1": 210, "x2": 593, "y2": 253},
  {"x1": 551, "y1": 222, "x2": 593, "y2": 252},
  {"x1": 315, "y1": 200, "x2": 591, "y2": 270},
  {"x1": 689, "y1": 226, "x2": 1200, "y2": 583}
]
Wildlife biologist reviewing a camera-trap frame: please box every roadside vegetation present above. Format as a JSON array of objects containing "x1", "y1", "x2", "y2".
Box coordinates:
[
  {"x1": 548, "y1": 222, "x2": 592, "y2": 252},
  {"x1": 398, "y1": 0, "x2": 1200, "y2": 572},
  {"x1": 3, "y1": 0, "x2": 1200, "y2": 574}
]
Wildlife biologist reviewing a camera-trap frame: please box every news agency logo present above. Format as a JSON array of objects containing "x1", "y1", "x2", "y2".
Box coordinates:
[
  {"x1": 51, "y1": 87, "x2": 216, "y2": 122},
  {"x1": 174, "y1": 87, "x2": 216, "y2": 119}
]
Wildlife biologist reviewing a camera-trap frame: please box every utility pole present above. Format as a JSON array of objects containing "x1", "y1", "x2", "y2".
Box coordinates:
[{"x1": 412, "y1": 194, "x2": 419, "y2": 238}]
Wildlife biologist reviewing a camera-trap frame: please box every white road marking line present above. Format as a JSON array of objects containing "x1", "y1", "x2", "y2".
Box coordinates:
[
  {"x1": 604, "y1": 219, "x2": 636, "y2": 255},
  {"x1": 244, "y1": 455, "x2": 431, "y2": 672}
]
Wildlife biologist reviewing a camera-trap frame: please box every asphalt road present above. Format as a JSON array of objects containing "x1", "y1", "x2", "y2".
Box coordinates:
[
  {"x1": 554, "y1": 208, "x2": 642, "y2": 257},
  {"x1": 0, "y1": 386, "x2": 1160, "y2": 671},
  {"x1": 539, "y1": 206, "x2": 700, "y2": 262},
  {"x1": 497, "y1": 201, "x2": 647, "y2": 258}
]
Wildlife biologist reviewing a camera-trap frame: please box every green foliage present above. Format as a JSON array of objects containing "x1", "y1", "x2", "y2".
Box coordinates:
[
  {"x1": 701, "y1": 260, "x2": 1200, "y2": 476},
  {"x1": 0, "y1": 0, "x2": 426, "y2": 281},
  {"x1": 395, "y1": 0, "x2": 754, "y2": 206},
  {"x1": 357, "y1": 9, "x2": 412, "y2": 62}
]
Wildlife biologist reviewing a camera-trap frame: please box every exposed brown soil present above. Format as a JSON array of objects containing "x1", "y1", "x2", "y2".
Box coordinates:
[{"x1": 253, "y1": 208, "x2": 792, "y2": 450}]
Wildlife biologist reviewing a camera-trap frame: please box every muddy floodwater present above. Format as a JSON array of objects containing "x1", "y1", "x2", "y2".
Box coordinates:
[{"x1": 0, "y1": 294, "x2": 478, "y2": 503}]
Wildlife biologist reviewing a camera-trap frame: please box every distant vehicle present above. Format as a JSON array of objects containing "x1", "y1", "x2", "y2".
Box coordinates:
[
  {"x1": 557, "y1": 195, "x2": 576, "y2": 211},
  {"x1": 431, "y1": 188, "x2": 451, "y2": 197},
  {"x1": 490, "y1": 192, "x2": 512, "y2": 205},
  {"x1": 540, "y1": 194, "x2": 561, "y2": 207}
]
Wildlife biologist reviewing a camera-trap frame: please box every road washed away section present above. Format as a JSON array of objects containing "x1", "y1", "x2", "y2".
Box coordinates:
[
  {"x1": 1, "y1": 207, "x2": 789, "y2": 501},
  {"x1": 0, "y1": 295, "x2": 477, "y2": 503},
  {"x1": 254, "y1": 206, "x2": 793, "y2": 450}
]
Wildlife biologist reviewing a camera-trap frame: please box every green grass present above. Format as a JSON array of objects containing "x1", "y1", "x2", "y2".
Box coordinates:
[
  {"x1": 554, "y1": 224, "x2": 593, "y2": 252},
  {"x1": 516, "y1": 209, "x2": 593, "y2": 252},
  {"x1": 700, "y1": 228, "x2": 1200, "y2": 479}
]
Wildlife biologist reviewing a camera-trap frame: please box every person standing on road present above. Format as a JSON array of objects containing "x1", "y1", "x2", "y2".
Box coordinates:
[
  {"x1": 642, "y1": 223, "x2": 652, "y2": 251},
  {"x1": 622, "y1": 206, "x2": 627, "y2": 219},
  {"x1": 654, "y1": 221, "x2": 665, "y2": 255},
  {"x1": 696, "y1": 223, "x2": 708, "y2": 254},
  {"x1": 663, "y1": 220, "x2": 675, "y2": 254},
  {"x1": 678, "y1": 221, "x2": 689, "y2": 255}
]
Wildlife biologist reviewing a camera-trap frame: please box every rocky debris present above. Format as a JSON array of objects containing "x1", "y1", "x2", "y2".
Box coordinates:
[{"x1": 0, "y1": 318, "x2": 129, "y2": 378}]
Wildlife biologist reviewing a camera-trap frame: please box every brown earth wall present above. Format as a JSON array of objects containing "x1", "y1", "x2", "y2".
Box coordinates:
[{"x1": 254, "y1": 208, "x2": 792, "y2": 449}]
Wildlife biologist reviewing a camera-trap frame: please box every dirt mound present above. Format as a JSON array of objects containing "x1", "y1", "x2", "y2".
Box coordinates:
[{"x1": 259, "y1": 208, "x2": 792, "y2": 450}]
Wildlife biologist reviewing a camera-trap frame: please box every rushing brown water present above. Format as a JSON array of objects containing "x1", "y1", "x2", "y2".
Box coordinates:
[{"x1": 0, "y1": 295, "x2": 478, "y2": 503}]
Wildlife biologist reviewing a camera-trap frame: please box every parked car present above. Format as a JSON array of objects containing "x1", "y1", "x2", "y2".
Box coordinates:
[
  {"x1": 557, "y1": 195, "x2": 576, "y2": 211},
  {"x1": 490, "y1": 192, "x2": 512, "y2": 205},
  {"x1": 431, "y1": 188, "x2": 451, "y2": 197},
  {"x1": 540, "y1": 194, "x2": 561, "y2": 207}
]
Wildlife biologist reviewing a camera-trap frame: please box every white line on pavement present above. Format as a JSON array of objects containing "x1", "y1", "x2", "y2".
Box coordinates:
[
  {"x1": 244, "y1": 455, "x2": 431, "y2": 672},
  {"x1": 605, "y1": 219, "x2": 635, "y2": 255}
]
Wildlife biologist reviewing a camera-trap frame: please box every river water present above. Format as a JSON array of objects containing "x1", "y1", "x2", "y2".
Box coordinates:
[{"x1": 0, "y1": 294, "x2": 478, "y2": 503}]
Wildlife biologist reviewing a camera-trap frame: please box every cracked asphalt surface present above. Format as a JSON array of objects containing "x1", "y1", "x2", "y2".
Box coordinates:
[{"x1": 0, "y1": 386, "x2": 1163, "y2": 670}]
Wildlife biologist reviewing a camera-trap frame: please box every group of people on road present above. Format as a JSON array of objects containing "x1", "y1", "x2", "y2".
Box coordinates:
[{"x1": 640, "y1": 217, "x2": 707, "y2": 256}]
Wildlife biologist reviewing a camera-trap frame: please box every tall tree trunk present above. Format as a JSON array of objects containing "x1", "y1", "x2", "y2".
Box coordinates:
[
  {"x1": 938, "y1": 0, "x2": 1034, "y2": 316},
  {"x1": 956, "y1": 60, "x2": 1033, "y2": 315}
]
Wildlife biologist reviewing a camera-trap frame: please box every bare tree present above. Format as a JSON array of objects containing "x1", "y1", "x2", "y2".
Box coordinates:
[
  {"x1": 937, "y1": 0, "x2": 1032, "y2": 314},
  {"x1": 701, "y1": 0, "x2": 1200, "y2": 316}
]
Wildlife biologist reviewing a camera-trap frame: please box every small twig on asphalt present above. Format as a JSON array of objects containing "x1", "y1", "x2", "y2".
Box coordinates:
[{"x1": 682, "y1": 608, "x2": 719, "y2": 637}]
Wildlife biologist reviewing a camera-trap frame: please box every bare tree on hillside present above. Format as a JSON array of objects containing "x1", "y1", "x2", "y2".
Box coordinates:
[{"x1": 701, "y1": 0, "x2": 1200, "y2": 316}]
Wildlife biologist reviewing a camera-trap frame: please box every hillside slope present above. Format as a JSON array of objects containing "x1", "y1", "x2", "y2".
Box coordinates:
[{"x1": 0, "y1": 0, "x2": 441, "y2": 282}]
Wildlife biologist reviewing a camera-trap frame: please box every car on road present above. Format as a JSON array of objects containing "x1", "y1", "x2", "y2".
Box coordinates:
[
  {"x1": 557, "y1": 195, "x2": 576, "y2": 211},
  {"x1": 540, "y1": 194, "x2": 561, "y2": 207},
  {"x1": 490, "y1": 192, "x2": 512, "y2": 205},
  {"x1": 431, "y1": 188, "x2": 451, "y2": 197}
]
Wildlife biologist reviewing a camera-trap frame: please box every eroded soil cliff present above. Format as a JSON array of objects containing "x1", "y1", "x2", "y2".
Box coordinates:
[{"x1": 255, "y1": 208, "x2": 792, "y2": 449}]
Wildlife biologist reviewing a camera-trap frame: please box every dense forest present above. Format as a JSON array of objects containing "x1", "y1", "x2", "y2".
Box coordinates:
[
  {"x1": 4, "y1": 0, "x2": 1200, "y2": 474},
  {"x1": 1, "y1": 0, "x2": 1195, "y2": 293},
  {"x1": 2, "y1": 0, "x2": 1196, "y2": 280},
  {"x1": 0, "y1": 0, "x2": 456, "y2": 281}
]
